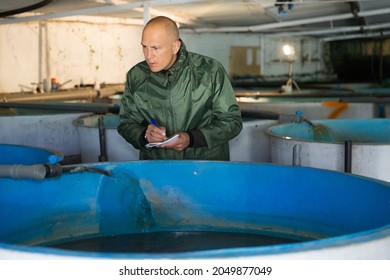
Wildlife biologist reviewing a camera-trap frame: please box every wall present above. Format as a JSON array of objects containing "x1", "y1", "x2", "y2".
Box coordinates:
[
  {"x1": 0, "y1": 16, "x2": 326, "y2": 94},
  {"x1": 182, "y1": 32, "x2": 325, "y2": 81},
  {"x1": 181, "y1": 32, "x2": 262, "y2": 74},
  {"x1": 0, "y1": 17, "x2": 144, "y2": 93}
]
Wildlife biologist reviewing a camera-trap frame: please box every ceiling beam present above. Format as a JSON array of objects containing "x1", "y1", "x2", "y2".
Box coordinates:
[{"x1": 0, "y1": 0, "x2": 206, "y2": 25}]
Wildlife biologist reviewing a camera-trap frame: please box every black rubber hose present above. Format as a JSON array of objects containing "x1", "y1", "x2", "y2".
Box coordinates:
[
  {"x1": 98, "y1": 116, "x2": 108, "y2": 162},
  {"x1": 0, "y1": 0, "x2": 55, "y2": 17},
  {"x1": 344, "y1": 140, "x2": 352, "y2": 173}
]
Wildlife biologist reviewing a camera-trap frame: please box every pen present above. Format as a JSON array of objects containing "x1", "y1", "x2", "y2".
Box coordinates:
[
  {"x1": 150, "y1": 118, "x2": 158, "y2": 126},
  {"x1": 146, "y1": 112, "x2": 158, "y2": 126}
]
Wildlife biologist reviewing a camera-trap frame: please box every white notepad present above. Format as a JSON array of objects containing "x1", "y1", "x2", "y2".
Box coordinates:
[{"x1": 145, "y1": 134, "x2": 179, "y2": 148}]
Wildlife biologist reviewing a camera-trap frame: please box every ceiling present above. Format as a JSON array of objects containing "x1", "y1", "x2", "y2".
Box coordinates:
[{"x1": 1, "y1": 0, "x2": 390, "y2": 41}]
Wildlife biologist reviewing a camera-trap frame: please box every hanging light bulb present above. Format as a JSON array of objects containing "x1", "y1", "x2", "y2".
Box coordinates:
[{"x1": 283, "y1": 44, "x2": 294, "y2": 57}]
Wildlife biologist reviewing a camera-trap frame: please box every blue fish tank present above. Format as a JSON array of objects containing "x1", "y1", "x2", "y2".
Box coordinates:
[{"x1": 0, "y1": 161, "x2": 389, "y2": 259}]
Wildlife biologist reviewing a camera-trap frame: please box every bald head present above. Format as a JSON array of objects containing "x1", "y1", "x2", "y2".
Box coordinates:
[{"x1": 143, "y1": 16, "x2": 179, "y2": 42}]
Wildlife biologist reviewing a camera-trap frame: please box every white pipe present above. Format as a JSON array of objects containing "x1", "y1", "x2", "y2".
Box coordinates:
[
  {"x1": 259, "y1": 35, "x2": 265, "y2": 76},
  {"x1": 143, "y1": 3, "x2": 150, "y2": 25},
  {"x1": 182, "y1": 7, "x2": 390, "y2": 33},
  {"x1": 38, "y1": 23, "x2": 43, "y2": 88},
  {"x1": 133, "y1": 6, "x2": 197, "y2": 25},
  {"x1": 322, "y1": 30, "x2": 390, "y2": 42},
  {"x1": 184, "y1": 14, "x2": 352, "y2": 33},
  {"x1": 266, "y1": 22, "x2": 390, "y2": 38},
  {"x1": 44, "y1": 23, "x2": 50, "y2": 92}
]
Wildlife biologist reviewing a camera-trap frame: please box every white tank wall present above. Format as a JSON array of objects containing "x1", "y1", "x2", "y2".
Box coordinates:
[
  {"x1": 75, "y1": 117, "x2": 276, "y2": 163},
  {"x1": 76, "y1": 125, "x2": 139, "y2": 163},
  {"x1": 268, "y1": 137, "x2": 390, "y2": 182},
  {"x1": 238, "y1": 100, "x2": 379, "y2": 119},
  {"x1": 229, "y1": 119, "x2": 277, "y2": 162},
  {"x1": 0, "y1": 113, "x2": 83, "y2": 162}
]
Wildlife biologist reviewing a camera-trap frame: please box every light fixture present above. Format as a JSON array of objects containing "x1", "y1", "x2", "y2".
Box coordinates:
[
  {"x1": 281, "y1": 44, "x2": 301, "y2": 94},
  {"x1": 275, "y1": 0, "x2": 295, "y2": 15},
  {"x1": 283, "y1": 44, "x2": 294, "y2": 57}
]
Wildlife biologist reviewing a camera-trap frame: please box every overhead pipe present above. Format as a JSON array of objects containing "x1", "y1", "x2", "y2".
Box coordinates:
[
  {"x1": 0, "y1": 0, "x2": 54, "y2": 17},
  {"x1": 266, "y1": 22, "x2": 390, "y2": 38},
  {"x1": 323, "y1": 30, "x2": 390, "y2": 42},
  {"x1": 182, "y1": 7, "x2": 390, "y2": 33}
]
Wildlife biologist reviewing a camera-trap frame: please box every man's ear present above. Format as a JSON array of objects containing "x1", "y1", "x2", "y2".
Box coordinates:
[{"x1": 173, "y1": 40, "x2": 181, "y2": 54}]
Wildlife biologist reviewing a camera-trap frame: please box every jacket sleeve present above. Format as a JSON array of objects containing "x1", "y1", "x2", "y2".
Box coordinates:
[
  {"x1": 117, "y1": 70, "x2": 147, "y2": 150},
  {"x1": 199, "y1": 61, "x2": 243, "y2": 148}
]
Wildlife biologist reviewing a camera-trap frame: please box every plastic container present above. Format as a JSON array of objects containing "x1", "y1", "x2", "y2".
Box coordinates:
[
  {"x1": 266, "y1": 118, "x2": 390, "y2": 182},
  {"x1": 0, "y1": 161, "x2": 389, "y2": 259}
]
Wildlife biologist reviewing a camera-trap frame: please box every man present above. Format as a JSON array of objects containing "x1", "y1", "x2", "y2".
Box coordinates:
[{"x1": 117, "y1": 16, "x2": 242, "y2": 160}]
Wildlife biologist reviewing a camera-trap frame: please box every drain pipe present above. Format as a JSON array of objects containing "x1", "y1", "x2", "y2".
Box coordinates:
[
  {"x1": 344, "y1": 140, "x2": 352, "y2": 173},
  {"x1": 98, "y1": 116, "x2": 107, "y2": 162}
]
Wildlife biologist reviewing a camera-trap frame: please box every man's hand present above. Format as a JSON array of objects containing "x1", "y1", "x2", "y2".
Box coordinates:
[
  {"x1": 162, "y1": 132, "x2": 190, "y2": 152},
  {"x1": 145, "y1": 124, "x2": 166, "y2": 143}
]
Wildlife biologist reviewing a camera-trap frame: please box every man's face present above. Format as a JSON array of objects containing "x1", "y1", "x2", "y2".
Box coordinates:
[{"x1": 141, "y1": 26, "x2": 180, "y2": 73}]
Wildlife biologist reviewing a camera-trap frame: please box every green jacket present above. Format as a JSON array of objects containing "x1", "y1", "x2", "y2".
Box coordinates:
[{"x1": 117, "y1": 41, "x2": 242, "y2": 160}]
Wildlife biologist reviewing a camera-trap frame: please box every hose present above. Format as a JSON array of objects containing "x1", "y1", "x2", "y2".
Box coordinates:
[
  {"x1": 0, "y1": 163, "x2": 111, "y2": 179},
  {"x1": 98, "y1": 116, "x2": 108, "y2": 162},
  {"x1": 0, "y1": 164, "x2": 61, "y2": 179},
  {"x1": 344, "y1": 140, "x2": 352, "y2": 173}
]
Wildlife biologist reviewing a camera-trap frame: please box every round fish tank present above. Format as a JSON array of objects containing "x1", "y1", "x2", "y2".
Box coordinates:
[
  {"x1": 0, "y1": 143, "x2": 62, "y2": 165},
  {"x1": 0, "y1": 161, "x2": 389, "y2": 259},
  {"x1": 266, "y1": 118, "x2": 390, "y2": 182},
  {"x1": 73, "y1": 114, "x2": 276, "y2": 163}
]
